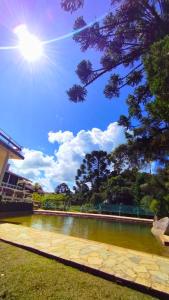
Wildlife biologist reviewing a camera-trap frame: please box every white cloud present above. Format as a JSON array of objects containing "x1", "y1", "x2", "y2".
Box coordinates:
[
  {"x1": 10, "y1": 122, "x2": 126, "y2": 192},
  {"x1": 48, "y1": 130, "x2": 74, "y2": 144}
]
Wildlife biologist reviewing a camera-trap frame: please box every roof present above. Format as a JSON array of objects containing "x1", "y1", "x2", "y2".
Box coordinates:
[
  {"x1": 5, "y1": 170, "x2": 32, "y2": 183},
  {"x1": 0, "y1": 129, "x2": 24, "y2": 160}
]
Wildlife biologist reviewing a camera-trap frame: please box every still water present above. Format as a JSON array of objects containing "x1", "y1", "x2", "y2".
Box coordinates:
[{"x1": 3, "y1": 214, "x2": 169, "y2": 257}]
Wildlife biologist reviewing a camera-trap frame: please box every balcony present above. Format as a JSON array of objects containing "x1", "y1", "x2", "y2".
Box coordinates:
[{"x1": 0, "y1": 182, "x2": 33, "y2": 203}]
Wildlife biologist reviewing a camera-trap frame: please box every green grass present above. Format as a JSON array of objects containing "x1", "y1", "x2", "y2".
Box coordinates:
[
  {"x1": 67, "y1": 205, "x2": 82, "y2": 212},
  {"x1": 0, "y1": 241, "x2": 158, "y2": 300}
]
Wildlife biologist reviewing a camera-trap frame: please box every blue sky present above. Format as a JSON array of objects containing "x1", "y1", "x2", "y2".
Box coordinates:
[{"x1": 1, "y1": 0, "x2": 129, "y2": 190}]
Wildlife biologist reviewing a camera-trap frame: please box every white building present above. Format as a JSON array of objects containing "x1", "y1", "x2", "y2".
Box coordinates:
[{"x1": 0, "y1": 129, "x2": 33, "y2": 204}]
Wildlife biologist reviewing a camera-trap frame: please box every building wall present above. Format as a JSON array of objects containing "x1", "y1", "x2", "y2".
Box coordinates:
[
  {"x1": 0, "y1": 145, "x2": 8, "y2": 183},
  {"x1": 0, "y1": 202, "x2": 33, "y2": 212}
]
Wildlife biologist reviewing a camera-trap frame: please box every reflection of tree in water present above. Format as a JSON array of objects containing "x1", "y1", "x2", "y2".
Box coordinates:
[{"x1": 62, "y1": 217, "x2": 74, "y2": 235}]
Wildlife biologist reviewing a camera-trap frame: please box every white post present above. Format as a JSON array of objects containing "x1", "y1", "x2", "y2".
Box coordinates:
[
  {"x1": 7, "y1": 172, "x2": 11, "y2": 184},
  {"x1": 12, "y1": 189, "x2": 16, "y2": 202}
]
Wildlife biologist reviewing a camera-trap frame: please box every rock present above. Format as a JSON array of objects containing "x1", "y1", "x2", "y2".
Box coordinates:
[{"x1": 152, "y1": 217, "x2": 169, "y2": 236}]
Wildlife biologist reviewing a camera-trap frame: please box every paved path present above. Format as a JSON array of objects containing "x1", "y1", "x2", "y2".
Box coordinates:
[
  {"x1": 0, "y1": 223, "x2": 169, "y2": 297},
  {"x1": 34, "y1": 209, "x2": 153, "y2": 224}
]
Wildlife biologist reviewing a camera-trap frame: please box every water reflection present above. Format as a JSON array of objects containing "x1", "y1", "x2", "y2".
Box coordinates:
[{"x1": 3, "y1": 214, "x2": 169, "y2": 257}]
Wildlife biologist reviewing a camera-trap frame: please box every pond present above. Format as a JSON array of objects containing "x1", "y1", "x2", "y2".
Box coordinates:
[{"x1": 2, "y1": 214, "x2": 169, "y2": 258}]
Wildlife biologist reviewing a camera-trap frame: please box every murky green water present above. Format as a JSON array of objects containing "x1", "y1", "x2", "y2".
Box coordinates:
[{"x1": 2, "y1": 214, "x2": 169, "y2": 257}]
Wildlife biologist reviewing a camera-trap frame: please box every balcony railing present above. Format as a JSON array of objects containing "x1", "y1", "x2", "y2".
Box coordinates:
[
  {"x1": 1, "y1": 196, "x2": 32, "y2": 203},
  {"x1": 0, "y1": 182, "x2": 33, "y2": 203},
  {"x1": 1, "y1": 182, "x2": 23, "y2": 191}
]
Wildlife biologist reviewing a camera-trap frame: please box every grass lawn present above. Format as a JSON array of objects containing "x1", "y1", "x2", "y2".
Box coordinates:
[{"x1": 0, "y1": 241, "x2": 158, "y2": 300}]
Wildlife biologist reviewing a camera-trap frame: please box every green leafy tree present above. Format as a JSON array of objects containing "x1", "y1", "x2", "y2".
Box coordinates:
[
  {"x1": 90, "y1": 192, "x2": 105, "y2": 206},
  {"x1": 42, "y1": 193, "x2": 68, "y2": 210},
  {"x1": 144, "y1": 35, "x2": 169, "y2": 122},
  {"x1": 73, "y1": 191, "x2": 90, "y2": 205},
  {"x1": 111, "y1": 144, "x2": 142, "y2": 172},
  {"x1": 55, "y1": 183, "x2": 71, "y2": 195},
  {"x1": 140, "y1": 167, "x2": 169, "y2": 216},
  {"x1": 72, "y1": 182, "x2": 90, "y2": 205},
  {"x1": 76, "y1": 151, "x2": 111, "y2": 192},
  {"x1": 61, "y1": 0, "x2": 169, "y2": 103},
  {"x1": 100, "y1": 170, "x2": 137, "y2": 205},
  {"x1": 32, "y1": 192, "x2": 43, "y2": 202},
  {"x1": 149, "y1": 199, "x2": 160, "y2": 216},
  {"x1": 132, "y1": 172, "x2": 150, "y2": 204},
  {"x1": 33, "y1": 182, "x2": 44, "y2": 194},
  {"x1": 61, "y1": 0, "x2": 169, "y2": 165}
]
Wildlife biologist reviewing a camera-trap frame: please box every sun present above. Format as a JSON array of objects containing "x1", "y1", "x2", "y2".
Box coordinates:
[{"x1": 14, "y1": 24, "x2": 43, "y2": 62}]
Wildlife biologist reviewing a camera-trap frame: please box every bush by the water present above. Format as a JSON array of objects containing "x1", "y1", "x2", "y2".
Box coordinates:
[{"x1": 32, "y1": 193, "x2": 69, "y2": 210}]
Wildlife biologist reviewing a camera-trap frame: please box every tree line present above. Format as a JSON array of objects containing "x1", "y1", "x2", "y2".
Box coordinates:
[
  {"x1": 72, "y1": 150, "x2": 169, "y2": 216},
  {"x1": 33, "y1": 150, "x2": 169, "y2": 217}
]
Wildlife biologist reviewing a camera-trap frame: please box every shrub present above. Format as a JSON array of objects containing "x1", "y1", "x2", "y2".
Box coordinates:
[
  {"x1": 41, "y1": 194, "x2": 68, "y2": 210},
  {"x1": 32, "y1": 193, "x2": 43, "y2": 202}
]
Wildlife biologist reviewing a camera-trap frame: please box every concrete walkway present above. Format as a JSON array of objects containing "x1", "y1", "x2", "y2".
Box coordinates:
[
  {"x1": 34, "y1": 209, "x2": 153, "y2": 224},
  {"x1": 0, "y1": 223, "x2": 169, "y2": 298}
]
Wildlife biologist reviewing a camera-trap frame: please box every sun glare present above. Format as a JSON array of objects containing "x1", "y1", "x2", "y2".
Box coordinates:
[{"x1": 14, "y1": 24, "x2": 43, "y2": 62}]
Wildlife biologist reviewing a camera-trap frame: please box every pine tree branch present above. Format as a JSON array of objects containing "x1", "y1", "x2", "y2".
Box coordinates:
[{"x1": 121, "y1": 64, "x2": 143, "y2": 81}]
